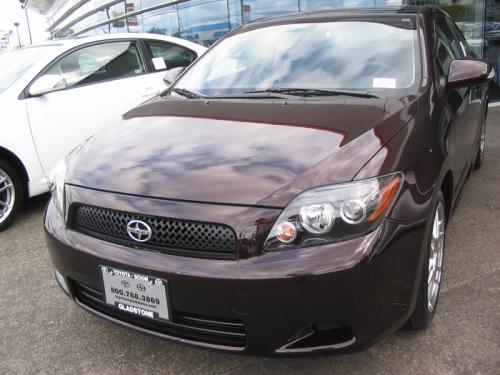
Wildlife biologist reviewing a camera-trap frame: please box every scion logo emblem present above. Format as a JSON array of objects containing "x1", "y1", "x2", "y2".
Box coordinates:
[
  {"x1": 137, "y1": 284, "x2": 146, "y2": 292},
  {"x1": 127, "y1": 220, "x2": 152, "y2": 242}
]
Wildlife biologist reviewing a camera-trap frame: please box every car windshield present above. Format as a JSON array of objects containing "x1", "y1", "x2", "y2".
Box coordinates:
[
  {"x1": 0, "y1": 46, "x2": 57, "y2": 95},
  {"x1": 173, "y1": 16, "x2": 420, "y2": 98}
]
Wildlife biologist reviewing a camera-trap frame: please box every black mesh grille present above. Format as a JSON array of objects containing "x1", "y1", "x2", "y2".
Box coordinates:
[{"x1": 71, "y1": 205, "x2": 237, "y2": 259}]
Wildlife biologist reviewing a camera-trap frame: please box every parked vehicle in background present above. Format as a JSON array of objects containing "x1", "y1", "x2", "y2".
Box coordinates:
[
  {"x1": 0, "y1": 33, "x2": 206, "y2": 230},
  {"x1": 45, "y1": 7, "x2": 493, "y2": 355}
]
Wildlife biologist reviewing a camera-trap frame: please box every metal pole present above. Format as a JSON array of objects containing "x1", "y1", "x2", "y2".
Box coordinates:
[
  {"x1": 240, "y1": 0, "x2": 244, "y2": 24},
  {"x1": 7, "y1": 30, "x2": 12, "y2": 50},
  {"x1": 176, "y1": 4, "x2": 181, "y2": 36},
  {"x1": 23, "y1": 6, "x2": 33, "y2": 45},
  {"x1": 123, "y1": 0, "x2": 130, "y2": 33},
  {"x1": 14, "y1": 23, "x2": 21, "y2": 48},
  {"x1": 106, "y1": 9, "x2": 111, "y2": 33},
  {"x1": 48, "y1": 17, "x2": 54, "y2": 39}
]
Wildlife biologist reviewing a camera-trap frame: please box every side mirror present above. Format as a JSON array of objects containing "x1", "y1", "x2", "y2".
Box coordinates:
[
  {"x1": 163, "y1": 67, "x2": 185, "y2": 86},
  {"x1": 29, "y1": 74, "x2": 67, "y2": 96},
  {"x1": 447, "y1": 59, "x2": 493, "y2": 89}
]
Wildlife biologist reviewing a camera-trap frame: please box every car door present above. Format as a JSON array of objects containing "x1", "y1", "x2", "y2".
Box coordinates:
[
  {"x1": 138, "y1": 39, "x2": 199, "y2": 95},
  {"x1": 433, "y1": 16, "x2": 477, "y2": 188},
  {"x1": 25, "y1": 40, "x2": 152, "y2": 175},
  {"x1": 447, "y1": 18, "x2": 486, "y2": 163}
]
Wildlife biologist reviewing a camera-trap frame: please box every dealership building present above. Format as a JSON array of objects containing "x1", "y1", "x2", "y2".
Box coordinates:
[{"x1": 27, "y1": 0, "x2": 500, "y2": 101}]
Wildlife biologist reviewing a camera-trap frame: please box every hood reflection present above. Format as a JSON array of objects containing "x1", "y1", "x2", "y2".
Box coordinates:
[{"x1": 69, "y1": 98, "x2": 415, "y2": 207}]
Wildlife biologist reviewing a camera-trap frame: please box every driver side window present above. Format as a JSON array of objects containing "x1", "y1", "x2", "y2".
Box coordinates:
[
  {"x1": 44, "y1": 41, "x2": 145, "y2": 89},
  {"x1": 434, "y1": 17, "x2": 462, "y2": 79}
]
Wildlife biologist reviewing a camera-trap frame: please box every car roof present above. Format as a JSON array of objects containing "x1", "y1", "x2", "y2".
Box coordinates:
[
  {"x1": 26, "y1": 33, "x2": 207, "y2": 54},
  {"x1": 240, "y1": 5, "x2": 440, "y2": 30}
]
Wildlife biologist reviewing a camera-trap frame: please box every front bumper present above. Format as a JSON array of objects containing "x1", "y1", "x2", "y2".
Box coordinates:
[{"x1": 45, "y1": 191, "x2": 428, "y2": 356}]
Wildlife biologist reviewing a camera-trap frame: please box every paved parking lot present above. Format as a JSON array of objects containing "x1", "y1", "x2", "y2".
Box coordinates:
[{"x1": 1, "y1": 109, "x2": 499, "y2": 375}]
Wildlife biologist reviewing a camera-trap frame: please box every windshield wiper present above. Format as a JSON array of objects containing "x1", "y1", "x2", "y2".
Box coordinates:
[
  {"x1": 170, "y1": 87, "x2": 202, "y2": 99},
  {"x1": 245, "y1": 88, "x2": 380, "y2": 99}
]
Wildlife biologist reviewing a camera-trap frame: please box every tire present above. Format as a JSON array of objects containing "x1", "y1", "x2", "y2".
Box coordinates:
[
  {"x1": 473, "y1": 111, "x2": 486, "y2": 171},
  {"x1": 407, "y1": 191, "x2": 446, "y2": 329},
  {"x1": 0, "y1": 159, "x2": 24, "y2": 231}
]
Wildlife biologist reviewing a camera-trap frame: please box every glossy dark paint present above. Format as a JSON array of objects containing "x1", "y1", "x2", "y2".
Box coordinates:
[
  {"x1": 46, "y1": 187, "x2": 428, "y2": 355},
  {"x1": 68, "y1": 96, "x2": 416, "y2": 207},
  {"x1": 45, "y1": 7, "x2": 490, "y2": 355},
  {"x1": 447, "y1": 59, "x2": 492, "y2": 89}
]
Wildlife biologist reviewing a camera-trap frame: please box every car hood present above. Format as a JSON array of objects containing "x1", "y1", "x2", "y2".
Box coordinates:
[{"x1": 68, "y1": 96, "x2": 417, "y2": 207}]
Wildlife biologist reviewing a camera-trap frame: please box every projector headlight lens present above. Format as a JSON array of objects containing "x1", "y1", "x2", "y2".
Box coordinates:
[
  {"x1": 299, "y1": 203, "x2": 335, "y2": 234},
  {"x1": 265, "y1": 173, "x2": 402, "y2": 250}
]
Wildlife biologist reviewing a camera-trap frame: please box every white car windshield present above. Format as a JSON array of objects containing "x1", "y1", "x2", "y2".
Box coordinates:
[
  {"x1": 174, "y1": 16, "x2": 420, "y2": 98},
  {"x1": 0, "y1": 46, "x2": 57, "y2": 95}
]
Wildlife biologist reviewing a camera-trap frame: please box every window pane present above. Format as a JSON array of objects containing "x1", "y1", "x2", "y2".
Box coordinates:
[
  {"x1": 228, "y1": 0, "x2": 243, "y2": 30},
  {"x1": 176, "y1": 18, "x2": 420, "y2": 97},
  {"x1": 141, "y1": 5, "x2": 180, "y2": 36},
  {"x1": 300, "y1": 0, "x2": 345, "y2": 11},
  {"x1": 0, "y1": 47, "x2": 56, "y2": 94},
  {"x1": 147, "y1": 41, "x2": 197, "y2": 70},
  {"x1": 242, "y1": 0, "x2": 298, "y2": 22},
  {"x1": 178, "y1": 0, "x2": 231, "y2": 47},
  {"x1": 485, "y1": 1, "x2": 500, "y2": 101},
  {"x1": 438, "y1": 0, "x2": 484, "y2": 57},
  {"x1": 45, "y1": 42, "x2": 145, "y2": 88},
  {"x1": 436, "y1": 17, "x2": 463, "y2": 59},
  {"x1": 434, "y1": 19, "x2": 457, "y2": 76}
]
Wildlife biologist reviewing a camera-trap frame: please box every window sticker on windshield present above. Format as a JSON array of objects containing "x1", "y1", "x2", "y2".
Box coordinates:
[
  {"x1": 152, "y1": 57, "x2": 167, "y2": 71},
  {"x1": 373, "y1": 77, "x2": 396, "y2": 89}
]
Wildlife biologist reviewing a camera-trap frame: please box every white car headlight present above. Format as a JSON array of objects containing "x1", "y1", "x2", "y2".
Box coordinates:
[{"x1": 264, "y1": 173, "x2": 403, "y2": 251}]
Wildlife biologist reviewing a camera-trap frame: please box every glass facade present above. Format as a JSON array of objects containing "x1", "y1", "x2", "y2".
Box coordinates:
[
  {"x1": 438, "y1": 0, "x2": 485, "y2": 56},
  {"x1": 485, "y1": 0, "x2": 500, "y2": 99},
  {"x1": 36, "y1": 0, "x2": 500, "y2": 100}
]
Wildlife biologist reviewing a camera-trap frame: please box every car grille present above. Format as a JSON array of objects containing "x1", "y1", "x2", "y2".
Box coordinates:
[
  {"x1": 71, "y1": 280, "x2": 246, "y2": 349},
  {"x1": 70, "y1": 205, "x2": 237, "y2": 259}
]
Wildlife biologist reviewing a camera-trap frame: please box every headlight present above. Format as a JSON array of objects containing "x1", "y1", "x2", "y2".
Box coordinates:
[
  {"x1": 48, "y1": 146, "x2": 81, "y2": 213},
  {"x1": 48, "y1": 158, "x2": 68, "y2": 213},
  {"x1": 264, "y1": 173, "x2": 403, "y2": 251}
]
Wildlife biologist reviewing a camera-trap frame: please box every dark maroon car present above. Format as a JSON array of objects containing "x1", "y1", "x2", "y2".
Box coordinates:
[{"x1": 45, "y1": 6, "x2": 493, "y2": 355}]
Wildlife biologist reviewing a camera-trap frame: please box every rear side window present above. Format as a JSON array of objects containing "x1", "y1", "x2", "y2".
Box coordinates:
[
  {"x1": 145, "y1": 41, "x2": 197, "y2": 71},
  {"x1": 44, "y1": 41, "x2": 145, "y2": 88}
]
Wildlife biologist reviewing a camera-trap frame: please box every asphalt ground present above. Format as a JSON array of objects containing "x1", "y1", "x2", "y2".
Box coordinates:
[{"x1": 1, "y1": 109, "x2": 499, "y2": 375}]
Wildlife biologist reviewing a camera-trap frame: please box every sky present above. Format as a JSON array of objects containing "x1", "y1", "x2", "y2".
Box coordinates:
[{"x1": 0, "y1": 0, "x2": 49, "y2": 48}]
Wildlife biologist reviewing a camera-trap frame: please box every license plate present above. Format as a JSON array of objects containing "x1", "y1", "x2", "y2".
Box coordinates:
[{"x1": 99, "y1": 266, "x2": 170, "y2": 321}]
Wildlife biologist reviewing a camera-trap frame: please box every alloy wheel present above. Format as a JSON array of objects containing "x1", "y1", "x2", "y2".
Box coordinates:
[
  {"x1": 0, "y1": 168, "x2": 16, "y2": 225},
  {"x1": 427, "y1": 201, "x2": 445, "y2": 313}
]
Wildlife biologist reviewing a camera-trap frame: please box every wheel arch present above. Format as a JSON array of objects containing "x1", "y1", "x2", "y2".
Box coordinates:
[{"x1": 0, "y1": 146, "x2": 29, "y2": 197}]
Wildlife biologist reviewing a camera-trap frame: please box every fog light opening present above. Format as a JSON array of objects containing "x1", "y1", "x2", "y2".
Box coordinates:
[
  {"x1": 54, "y1": 270, "x2": 69, "y2": 295},
  {"x1": 278, "y1": 324, "x2": 355, "y2": 353}
]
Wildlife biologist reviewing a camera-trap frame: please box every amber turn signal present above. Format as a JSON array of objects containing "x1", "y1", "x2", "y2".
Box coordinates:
[{"x1": 368, "y1": 175, "x2": 402, "y2": 222}]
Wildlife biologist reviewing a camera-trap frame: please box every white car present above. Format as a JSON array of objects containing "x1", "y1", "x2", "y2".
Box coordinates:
[{"x1": 0, "y1": 33, "x2": 206, "y2": 230}]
